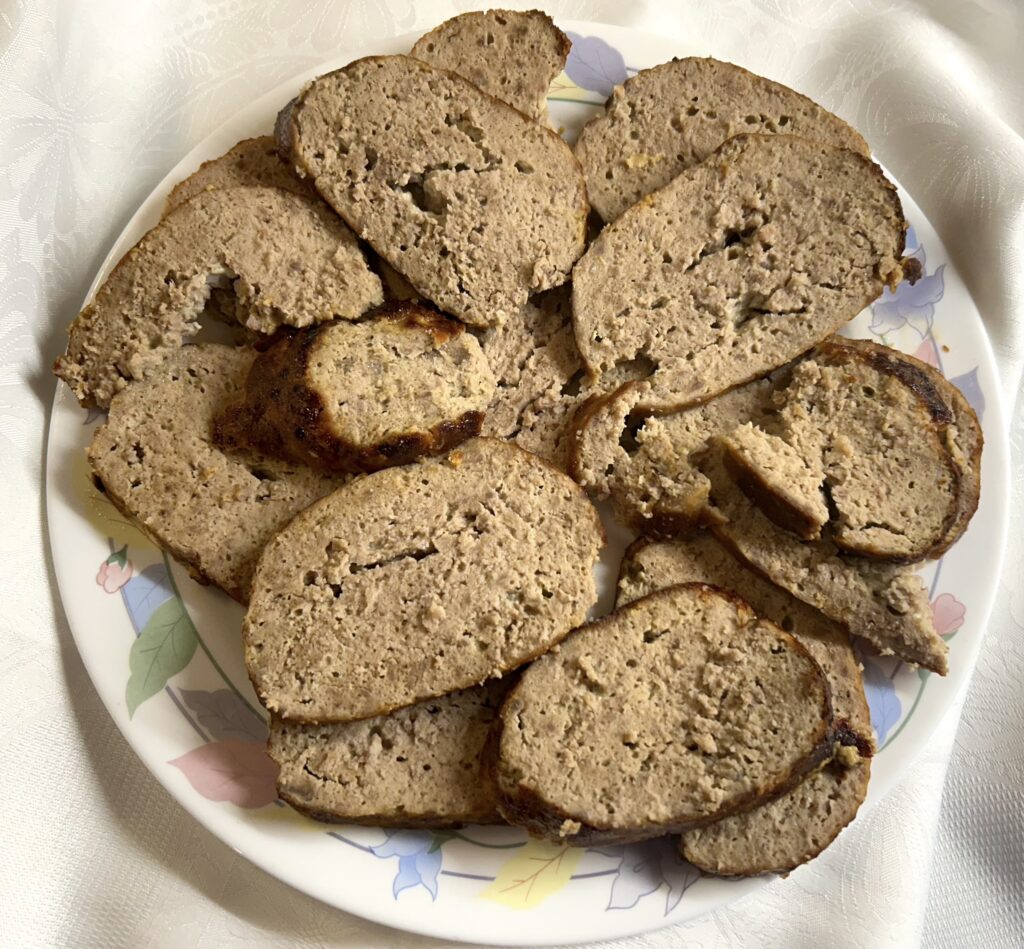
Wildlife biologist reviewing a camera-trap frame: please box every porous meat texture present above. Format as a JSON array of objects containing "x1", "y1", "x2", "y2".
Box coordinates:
[
  {"x1": 271, "y1": 679, "x2": 511, "y2": 827},
  {"x1": 55, "y1": 186, "x2": 383, "y2": 408},
  {"x1": 279, "y1": 55, "x2": 588, "y2": 328},
  {"x1": 703, "y1": 447, "x2": 949, "y2": 674},
  {"x1": 495, "y1": 583, "x2": 833, "y2": 845},
  {"x1": 87, "y1": 345, "x2": 348, "y2": 603},
  {"x1": 720, "y1": 422, "x2": 830, "y2": 540},
  {"x1": 576, "y1": 57, "x2": 868, "y2": 221},
  {"x1": 244, "y1": 437, "x2": 604, "y2": 722},
  {"x1": 163, "y1": 136, "x2": 316, "y2": 213},
  {"x1": 720, "y1": 337, "x2": 965, "y2": 560},
  {"x1": 568, "y1": 374, "x2": 780, "y2": 533},
  {"x1": 410, "y1": 10, "x2": 570, "y2": 123},
  {"x1": 478, "y1": 287, "x2": 588, "y2": 469},
  {"x1": 572, "y1": 134, "x2": 908, "y2": 413},
  {"x1": 215, "y1": 303, "x2": 496, "y2": 473},
  {"x1": 616, "y1": 534, "x2": 873, "y2": 875}
]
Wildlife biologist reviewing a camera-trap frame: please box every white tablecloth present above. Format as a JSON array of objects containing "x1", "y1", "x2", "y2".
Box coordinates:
[{"x1": 2, "y1": 1, "x2": 1021, "y2": 946}]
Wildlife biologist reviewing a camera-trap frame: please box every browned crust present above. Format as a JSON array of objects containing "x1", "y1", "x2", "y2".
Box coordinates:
[
  {"x1": 680, "y1": 758, "x2": 872, "y2": 877},
  {"x1": 720, "y1": 438, "x2": 824, "y2": 541},
  {"x1": 277, "y1": 54, "x2": 590, "y2": 317},
  {"x1": 491, "y1": 582, "x2": 835, "y2": 846},
  {"x1": 571, "y1": 133, "x2": 909, "y2": 413},
  {"x1": 214, "y1": 301, "x2": 486, "y2": 475},
  {"x1": 277, "y1": 784, "x2": 502, "y2": 829},
  {"x1": 813, "y1": 336, "x2": 978, "y2": 562},
  {"x1": 242, "y1": 438, "x2": 605, "y2": 724}
]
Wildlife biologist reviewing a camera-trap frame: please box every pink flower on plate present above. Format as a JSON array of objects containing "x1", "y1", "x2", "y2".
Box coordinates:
[
  {"x1": 97, "y1": 546, "x2": 132, "y2": 593},
  {"x1": 932, "y1": 593, "x2": 966, "y2": 638}
]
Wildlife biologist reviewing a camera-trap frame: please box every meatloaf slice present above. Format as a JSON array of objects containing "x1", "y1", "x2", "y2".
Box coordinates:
[
  {"x1": 617, "y1": 534, "x2": 873, "y2": 876},
  {"x1": 244, "y1": 437, "x2": 604, "y2": 722},
  {"x1": 215, "y1": 302, "x2": 495, "y2": 473},
  {"x1": 271, "y1": 679, "x2": 511, "y2": 827},
  {"x1": 494, "y1": 582, "x2": 833, "y2": 845},
  {"x1": 572, "y1": 134, "x2": 909, "y2": 413}
]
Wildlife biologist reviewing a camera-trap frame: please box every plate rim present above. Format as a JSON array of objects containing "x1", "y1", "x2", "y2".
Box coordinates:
[{"x1": 44, "y1": 18, "x2": 1012, "y2": 946}]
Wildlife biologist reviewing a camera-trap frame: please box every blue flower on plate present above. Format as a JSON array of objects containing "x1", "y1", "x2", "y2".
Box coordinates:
[
  {"x1": 593, "y1": 838, "x2": 699, "y2": 915},
  {"x1": 870, "y1": 225, "x2": 945, "y2": 338},
  {"x1": 858, "y1": 651, "x2": 903, "y2": 746},
  {"x1": 371, "y1": 830, "x2": 444, "y2": 900},
  {"x1": 565, "y1": 32, "x2": 628, "y2": 97}
]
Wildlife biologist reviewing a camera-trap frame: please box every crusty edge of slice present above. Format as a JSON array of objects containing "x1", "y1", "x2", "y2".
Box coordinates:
[
  {"x1": 215, "y1": 303, "x2": 486, "y2": 474},
  {"x1": 719, "y1": 432, "x2": 826, "y2": 541},
  {"x1": 679, "y1": 758, "x2": 873, "y2": 877},
  {"x1": 491, "y1": 582, "x2": 835, "y2": 845},
  {"x1": 815, "y1": 336, "x2": 982, "y2": 561},
  {"x1": 614, "y1": 536, "x2": 875, "y2": 761}
]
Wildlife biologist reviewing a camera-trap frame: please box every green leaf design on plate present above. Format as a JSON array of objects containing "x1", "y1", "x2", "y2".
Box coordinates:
[{"x1": 126, "y1": 596, "x2": 198, "y2": 717}]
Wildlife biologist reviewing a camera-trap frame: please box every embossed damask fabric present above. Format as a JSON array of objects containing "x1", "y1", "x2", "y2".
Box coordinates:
[{"x1": 1, "y1": 1, "x2": 1021, "y2": 947}]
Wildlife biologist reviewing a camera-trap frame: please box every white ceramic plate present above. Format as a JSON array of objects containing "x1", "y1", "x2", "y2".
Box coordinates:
[{"x1": 46, "y1": 20, "x2": 1010, "y2": 946}]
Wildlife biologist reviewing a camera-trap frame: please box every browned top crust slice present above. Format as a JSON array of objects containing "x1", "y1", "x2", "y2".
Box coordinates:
[
  {"x1": 87, "y1": 345, "x2": 347, "y2": 603},
  {"x1": 277, "y1": 55, "x2": 588, "y2": 328},
  {"x1": 271, "y1": 680, "x2": 511, "y2": 827},
  {"x1": 214, "y1": 302, "x2": 496, "y2": 474},
  {"x1": 494, "y1": 582, "x2": 833, "y2": 845},
  {"x1": 55, "y1": 185, "x2": 383, "y2": 408},
  {"x1": 410, "y1": 10, "x2": 570, "y2": 122},
  {"x1": 718, "y1": 336, "x2": 979, "y2": 562},
  {"x1": 244, "y1": 437, "x2": 604, "y2": 723},
  {"x1": 576, "y1": 56, "x2": 869, "y2": 222},
  {"x1": 164, "y1": 136, "x2": 316, "y2": 213},
  {"x1": 571, "y1": 134, "x2": 909, "y2": 413}
]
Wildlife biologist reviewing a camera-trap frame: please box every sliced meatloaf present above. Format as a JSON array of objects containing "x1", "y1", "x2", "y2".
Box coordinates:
[
  {"x1": 704, "y1": 446, "x2": 949, "y2": 674},
  {"x1": 576, "y1": 57, "x2": 868, "y2": 221},
  {"x1": 244, "y1": 437, "x2": 604, "y2": 722},
  {"x1": 478, "y1": 287, "x2": 588, "y2": 469},
  {"x1": 215, "y1": 303, "x2": 496, "y2": 473},
  {"x1": 271, "y1": 679, "x2": 510, "y2": 827},
  {"x1": 571, "y1": 134, "x2": 909, "y2": 413},
  {"x1": 55, "y1": 185, "x2": 383, "y2": 408},
  {"x1": 410, "y1": 10, "x2": 570, "y2": 122},
  {"x1": 568, "y1": 374, "x2": 781, "y2": 533},
  {"x1": 277, "y1": 55, "x2": 588, "y2": 328},
  {"x1": 617, "y1": 535, "x2": 873, "y2": 876},
  {"x1": 720, "y1": 336, "x2": 981, "y2": 561},
  {"x1": 494, "y1": 583, "x2": 833, "y2": 845},
  {"x1": 164, "y1": 136, "x2": 316, "y2": 213},
  {"x1": 87, "y1": 345, "x2": 347, "y2": 602}
]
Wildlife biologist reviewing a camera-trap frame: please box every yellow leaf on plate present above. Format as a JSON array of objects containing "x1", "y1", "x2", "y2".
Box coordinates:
[
  {"x1": 71, "y1": 449, "x2": 149, "y2": 549},
  {"x1": 480, "y1": 839, "x2": 583, "y2": 910}
]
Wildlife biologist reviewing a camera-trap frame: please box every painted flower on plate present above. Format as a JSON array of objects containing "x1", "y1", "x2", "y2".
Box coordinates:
[
  {"x1": 371, "y1": 830, "x2": 444, "y2": 900},
  {"x1": 932, "y1": 593, "x2": 966, "y2": 638},
  {"x1": 97, "y1": 546, "x2": 132, "y2": 592},
  {"x1": 565, "y1": 33, "x2": 627, "y2": 97}
]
